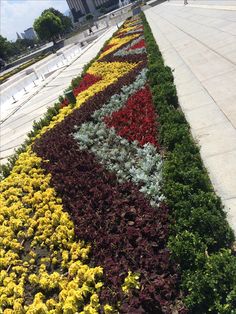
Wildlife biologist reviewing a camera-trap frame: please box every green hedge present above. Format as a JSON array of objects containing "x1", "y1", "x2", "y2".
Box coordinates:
[{"x1": 142, "y1": 13, "x2": 236, "y2": 313}]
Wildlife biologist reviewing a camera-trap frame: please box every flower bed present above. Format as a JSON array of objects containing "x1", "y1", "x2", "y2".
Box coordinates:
[{"x1": 0, "y1": 15, "x2": 235, "y2": 314}]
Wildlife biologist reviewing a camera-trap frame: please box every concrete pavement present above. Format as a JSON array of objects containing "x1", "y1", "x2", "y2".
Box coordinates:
[{"x1": 145, "y1": 1, "x2": 236, "y2": 233}]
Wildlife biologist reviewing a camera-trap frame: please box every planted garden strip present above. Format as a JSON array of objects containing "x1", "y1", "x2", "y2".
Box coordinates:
[
  {"x1": 74, "y1": 83, "x2": 163, "y2": 206},
  {"x1": 92, "y1": 68, "x2": 148, "y2": 122},
  {"x1": 99, "y1": 53, "x2": 146, "y2": 64},
  {"x1": 99, "y1": 34, "x2": 146, "y2": 63},
  {"x1": 74, "y1": 123, "x2": 163, "y2": 206},
  {"x1": 73, "y1": 73, "x2": 102, "y2": 97},
  {"x1": 33, "y1": 61, "x2": 146, "y2": 152},
  {"x1": 3, "y1": 16, "x2": 223, "y2": 312},
  {"x1": 34, "y1": 144, "x2": 180, "y2": 312},
  {"x1": 0, "y1": 16, "x2": 183, "y2": 313},
  {"x1": 98, "y1": 33, "x2": 140, "y2": 60},
  {"x1": 0, "y1": 22, "x2": 145, "y2": 312},
  {"x1": 32, "y1": 18, "x2": 185, "y2": 312},
  {"x1": 0, "y1": 148, "x2": 104, "y2": 312},
  {"x1": 104, "y1": 85, "x2": 158, "y2": 148},
  {"x1": 113, "y1": 36, "x2": 146, "y2": 56},
  {"x1": 142, "y1": 13, "x2": 236, "y2": 313}
]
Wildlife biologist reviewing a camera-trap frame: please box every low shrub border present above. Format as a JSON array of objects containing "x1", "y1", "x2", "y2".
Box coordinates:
[{"x1": 141, "y1": 13, "x2": 236, "y2": 313}]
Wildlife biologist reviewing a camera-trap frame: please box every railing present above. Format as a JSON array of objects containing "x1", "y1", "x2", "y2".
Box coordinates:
[{"x1": 0, "y1": 43, "x2": 82, "y2": 117}]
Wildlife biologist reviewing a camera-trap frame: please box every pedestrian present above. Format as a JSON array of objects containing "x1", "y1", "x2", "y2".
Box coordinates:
[{"x1": 89, "y1": 28, "x2": 93, "y2": 35}]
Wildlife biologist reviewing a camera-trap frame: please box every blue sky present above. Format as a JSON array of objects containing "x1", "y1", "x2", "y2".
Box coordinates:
[{"x1": 0, "y1": 0, "x2": 69, "y2": 41}]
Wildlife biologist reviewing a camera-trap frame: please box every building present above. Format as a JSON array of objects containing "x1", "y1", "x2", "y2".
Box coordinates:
[
  {"x1": 23, "y1": 27, "x2": 37, "y2": 40},
  {"x1": 16, "y1": 32, "x2": 22, "y2": 40},
  {"x1": 66, "y1": 0, "x2": 119, "y2": 22}
]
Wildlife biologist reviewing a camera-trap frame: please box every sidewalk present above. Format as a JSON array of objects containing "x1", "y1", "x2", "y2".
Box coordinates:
[
  {"x1": 145, "y1": 1, "x2": 236, "y2": 232},
  {"x1": 0, "y1": 26, "x2": 118, "y2": 165},
  {"x1": 147, "y1": 0, "x2": 236, "y2": 11}
]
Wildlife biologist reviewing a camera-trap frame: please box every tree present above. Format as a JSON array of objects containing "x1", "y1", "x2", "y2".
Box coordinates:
[
  {"x1": 13, "y1": 38, "x2": 36, "y2": 54},
  {"x1": 34, "y1": 12, "x2": 63, "y2": 44},
  {"x1": 86, "y1": 14, "x2": 94, "y2": 27},
  {"x1": 0, "y1": 35, "x2": 39, "y2": 62},
  {"x1": 42, "y1": 8, "x2": 73, "y2": 34},
  {"x1": 100, "y1": 6, "x2": 106, "y2": 14},
  {"x1": 0, "y1": 35, "x2": 16, "y2": 61},
  {"x1": 86, "y1": 14, "x2": 94, "y2": 21}
]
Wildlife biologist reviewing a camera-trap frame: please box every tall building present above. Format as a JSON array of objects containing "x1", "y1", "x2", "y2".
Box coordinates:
[
  {"x1": 66, "y1": 0, "x2": 119, "y2": 22},
  {"x1": 16, "y1": 32, "x2": 22, "y2": 40},
  {"x1": 23, "y1": 28, "x2": 37, "y2": 40},
  {"x1": 66, "y1": 0, "x2": 95, "y2": 15}
]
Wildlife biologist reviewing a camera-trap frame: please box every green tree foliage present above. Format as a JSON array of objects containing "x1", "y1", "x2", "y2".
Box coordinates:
[
  {"x1": 99, "y1": 6, "x2": 106, "y2": 14},
  {"x1": 86, "y1": 14, "x2": 94, "y2": 27},
  {"x1": 42, "y1": 8, "x2": 73, "y2": 33},
  {"x1": 86, "y1": 13, "x2": 94, "y2": 21},
  {"x1": 0, "y1": 35, "x2": 14, "y2": 60},
  {"x1": 34, "y1": 11, "x2": 63, "y2": 43},
  {"x1": 0, "y1": 35, "x2": 38, "y2": 62}
]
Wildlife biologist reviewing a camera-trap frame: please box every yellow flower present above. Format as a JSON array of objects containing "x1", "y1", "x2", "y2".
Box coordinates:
[
  {"x1": 0, "y1": 17, "x2": 142, "y2": 311},
  {"x1": 122, "y1": 271, "x2": 140, "y2": 295},
  {"x1": 104, "y1": 304, "x2": 114, "y2": 314},
  {"x1": 28, "y1": 274, "x2": 38, "y2": 285}
]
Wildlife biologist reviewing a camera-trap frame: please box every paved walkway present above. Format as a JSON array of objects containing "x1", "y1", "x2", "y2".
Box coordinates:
[
  {"x1": 145, "y1": 1, "x2": 236, "y2": 233},
  {"x1": 0, "y1": 26, "x2": 118, "y2": 165}
]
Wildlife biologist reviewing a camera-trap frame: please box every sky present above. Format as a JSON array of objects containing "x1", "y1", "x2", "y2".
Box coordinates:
[{"x1": 0, "y1": 0, "x2": 70, "y2": 41}]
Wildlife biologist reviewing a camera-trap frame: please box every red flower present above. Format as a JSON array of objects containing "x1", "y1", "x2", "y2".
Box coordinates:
[
  {"x1": 102, "y1": 44, "x2": 116, "y2": 52},
  {"x1": 104, "y1": 85, "x2": 160, "y2": 149},
  {"x1": 129, "y1": 39, "x2": 146, "y2": 50},
  {"x1": 73, "y1": 73, "x2": 102, "y2": 96},
  {"x1": 60, "y1": 98, "x2": 69, "y2": 108}
]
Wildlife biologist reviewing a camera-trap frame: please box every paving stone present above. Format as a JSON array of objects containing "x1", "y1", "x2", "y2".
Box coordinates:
[
  {"x1": 162, "y1": 48, "x2": 185, "y2": 68},
  {"x1": 204, "y1": 150, "x2": 236, "y2": 200},
  {"x1": 178, "y1": 88, "x2": 214, "y2": 111},
  {"x1": 176, "y1": 78, "x2": 203, "y2": 96},
  {"x1": 185, "y1": 101, "x2": 228, "y2": 130},
  {"x1": 194, "y1": 122, "x2": 236, "y2": 158},
  {"x1": 184, "y1": 50, "x2": 233, "y2": 81}
]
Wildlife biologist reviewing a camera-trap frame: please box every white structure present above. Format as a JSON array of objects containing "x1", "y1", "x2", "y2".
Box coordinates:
[
  {"x1": 16, "y1": 32, "x2": 22, "y2": 40},
  {"x1": 66, "y1": 0, "x2": 120, "y2": 21},
  {"x1": 23, "y1": 27, "x2": 37, "y2": 40},
  {"x1": 0, "y1": 43, "x2": 82, "y2": 119},
  {"x1": 124, "y1": 0, "x2": 130, "y2": 5},
  {"x1": 119, "y1": 0, "x2": 123, "y2": 8}
]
